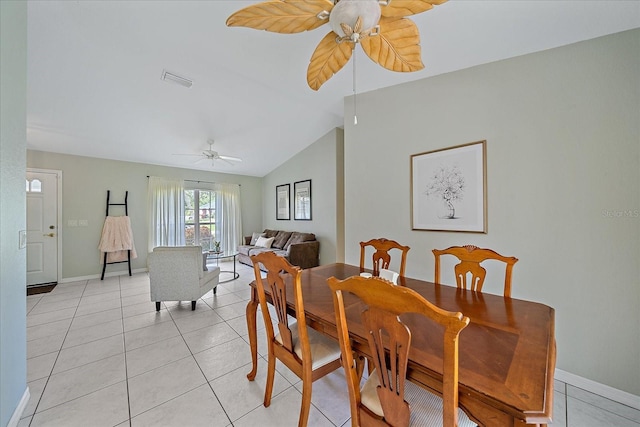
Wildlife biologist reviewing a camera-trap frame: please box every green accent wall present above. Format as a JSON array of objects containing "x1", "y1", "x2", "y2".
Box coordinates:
[
  {"x1": 343, "y1": 29, "x2": 640, "y2": 396},
  {"x1": 262, "y1": 128, "x2": 344, "y2": 265},
  {"x1": 1, "y1": 1, "x2": 28, "y2": 425},
  {"x1": 26, "y1": 151, "x2": 263, "y2": 281}
]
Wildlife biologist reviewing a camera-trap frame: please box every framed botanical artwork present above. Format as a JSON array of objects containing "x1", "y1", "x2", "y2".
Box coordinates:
[
  {"x1": 276, "y1": 183, "x2": 290, "y2": 220},
  {"x1": 294, "y1": 179, "x2": 312, "y2": 220},
  {"x1": 410, "y1": 140, "x2": 487, "y2": 232}
]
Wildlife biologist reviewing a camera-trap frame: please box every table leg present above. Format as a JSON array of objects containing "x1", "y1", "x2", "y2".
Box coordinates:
[
  {"x1": 246, "y1": 286, "x2": 259, "y2": 381},
  {"x1": 233, "y1": 254, "x2": 237, "y2": 278}
]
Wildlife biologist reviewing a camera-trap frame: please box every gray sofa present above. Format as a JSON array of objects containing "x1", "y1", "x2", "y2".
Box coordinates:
[{"x1": 238, "y1": 229, "x2": 319, "y2": 270}]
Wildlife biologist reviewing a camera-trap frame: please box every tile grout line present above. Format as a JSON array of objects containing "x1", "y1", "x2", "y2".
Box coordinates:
[
  {"x1": 126, "y1": 295, "x2": 231, "y2": 424},
  {"x1": 197, "y1": 273, "x2": 276, "y2": 425},
  {"x1": 26, "y1": 279, "x2": 90, "y2": 426},
  {"x1": 31, "y1": 279, "x2": 130, "y2": 424},
  {"x1": 118, "y1": 276, "x2": 134, "y2": 427},
  {"x1": 187, "y1": 293, "x2": 237, "y2": 426},
  {"x1": 564, "y1": 381, "x2": 569, "y2": 426},
  {"x1": 197, "y1": 282, "x2": 261, "y2": 425}
]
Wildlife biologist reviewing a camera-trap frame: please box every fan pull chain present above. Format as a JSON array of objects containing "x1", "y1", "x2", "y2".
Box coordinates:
[{"x1": 353, "y1": 46, "x2": 358, "y2": 125}]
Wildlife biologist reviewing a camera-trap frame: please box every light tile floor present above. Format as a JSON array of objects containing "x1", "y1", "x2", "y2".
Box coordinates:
[{"x1": 20, "y1": 261, "x2": 640, "y2": 427}]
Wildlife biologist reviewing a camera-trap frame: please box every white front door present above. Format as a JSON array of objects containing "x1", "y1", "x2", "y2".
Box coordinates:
[{"x1": 26, "y1": 170, "x2": 60, "y2": 286}]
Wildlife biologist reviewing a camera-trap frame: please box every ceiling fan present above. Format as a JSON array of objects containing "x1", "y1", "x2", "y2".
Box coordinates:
[
  {"x1": 226, "y1": 0, "x2": 447, "y2": 90},
  {"x1": 174, "y1": 139, "x2": 242, "y2": 166}
]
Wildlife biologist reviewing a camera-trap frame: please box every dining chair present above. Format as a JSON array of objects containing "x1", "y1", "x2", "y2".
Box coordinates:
[
  {"x1": 433, "y1": 245, "x2": 519, "y2": 297},
  {"x1": 250, "y1": 251, "x2": 343, "y2": 427},
  {"x1": 327, "y1": 275, "x2": 471, "y2": 427},
  {"x1": 359, "y1": 238, "x2": 410, "y2": 277},
  {"x1": 379, "y1": 268, "x2": 399, "y2": 285}
]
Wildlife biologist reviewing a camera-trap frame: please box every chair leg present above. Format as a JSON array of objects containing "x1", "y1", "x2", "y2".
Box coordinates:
[
  {"x1": 213, "y1": 286, "x2": 217, "y2": 294},
  {"x1": 355, "y1": 353, "x2": 366, "y2": 381},
  {"x1": 191, "y1": 301, "x2": 196, "y2": 310},
  {"x1": 155, "y1": 302, "x2": 161, "y2": 312},
  {"x1": 263, "y1": 353, "x2": 276, "y2": 408},
  {"x1": 298, "y1": 376, "x2": 312, "y2": 427}
]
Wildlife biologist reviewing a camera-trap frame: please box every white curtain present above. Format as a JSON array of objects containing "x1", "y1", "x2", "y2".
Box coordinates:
[
  {"x1": 147, "y1": 176, "x2": 185, "y2": 252},
  {"x1": 214, "y1": 183, "x2": 242, "y2": 253}
]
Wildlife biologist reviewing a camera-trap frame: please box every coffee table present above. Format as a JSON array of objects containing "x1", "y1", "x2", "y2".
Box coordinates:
[{"x1": 206, "y1": 251, "x2": 240, "y2": 283}]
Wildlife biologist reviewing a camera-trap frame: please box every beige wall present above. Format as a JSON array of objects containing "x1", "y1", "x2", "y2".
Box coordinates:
[
  {"x1": 27, "y1": 151, "x2": 263, "y2": 280},
  {"x1": 262, "y1": 128, "x2": 344, "y2": 265},
  {"x1": 343, "y1": 30, "x2": 639, "y2": 395}
]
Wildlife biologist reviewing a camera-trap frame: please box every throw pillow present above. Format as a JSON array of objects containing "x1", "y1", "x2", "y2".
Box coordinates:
[
  {"x1": 272, "y1": 231, "x2": 292, "y2": 249},
  {"x1": 255, "y1": 236, "x2": 275, "y2": 248},
  {"x1": 250, "y1": 232, "x2": 265, "y2": 246},
  {"x1": 284, "y1": 232, "x2": 316, "y2": 250},
  {"x1": 263, "y1": 229, "x2": 279, "y2": 238}
]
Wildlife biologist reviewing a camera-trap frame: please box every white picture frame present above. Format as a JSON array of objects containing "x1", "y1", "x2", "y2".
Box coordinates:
[{"x1": 411, "y1": 140, "x2": 487, "y2": 233}]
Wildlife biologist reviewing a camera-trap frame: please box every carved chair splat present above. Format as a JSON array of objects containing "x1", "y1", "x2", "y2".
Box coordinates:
[
  {"x1": 359, "y1": 238, "x2": 410, "y2": 277},
  {"x1": 433, "y1": 245, "x2": 518, "y2": 297},
  {"x1": 328, "y1": 275, "x2": 470, "y2": 427}
]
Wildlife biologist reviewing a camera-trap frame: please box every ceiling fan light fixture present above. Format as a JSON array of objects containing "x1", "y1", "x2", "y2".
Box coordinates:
[
  {"x1": 329, "y1": 0, "x2": 381, "y2": 40},
  {"x1": 161, "y1": 70, "x2": 193, "y2": 88}
]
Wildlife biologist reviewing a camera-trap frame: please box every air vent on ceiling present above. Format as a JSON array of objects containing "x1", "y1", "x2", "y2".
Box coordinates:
[{"x1": 161, "y1": 70, "x2": 193, "y2": 88}]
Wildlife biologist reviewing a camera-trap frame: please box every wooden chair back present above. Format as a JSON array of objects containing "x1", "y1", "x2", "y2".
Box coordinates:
[
  {"x1": 251, "y1": 251, "x2": 307, "y2": 363},
  {"x1": 359, "y1": 238, "x2": 410, "y2": 277},
  {"x1": 433, "y1": 245, "x2": 519, "y2": 297},
  {"x1": 327, "y1": 275, "x2": 469, "y2": 427},
  {"x1": 251, "y1": 251, "x2": 342, "y2": 427}
]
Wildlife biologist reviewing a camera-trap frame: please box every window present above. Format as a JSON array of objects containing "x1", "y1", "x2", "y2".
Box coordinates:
[
  {"x1": 184, "y1": 189, "x2": 216, "y2": 251},
  {"x1": 26, "y1": 178, "x2": 42, "y2": 193}
]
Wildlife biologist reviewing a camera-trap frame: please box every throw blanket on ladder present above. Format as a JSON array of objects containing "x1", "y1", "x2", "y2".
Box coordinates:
[{"x1": 98, "y1": 216, "x2": 138, "y2": 263}]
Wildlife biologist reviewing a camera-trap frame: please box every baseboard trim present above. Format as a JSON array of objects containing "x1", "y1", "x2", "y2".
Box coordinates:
[
  {"x1": 7, "y1": 387, "x2": 30, "y2": 427},
  {"x1": 59, "y1": 268, "x2": 148, "y2": 283},
  {"x1": 556, "y1": 368, "x2": 640, "y2": 410}
]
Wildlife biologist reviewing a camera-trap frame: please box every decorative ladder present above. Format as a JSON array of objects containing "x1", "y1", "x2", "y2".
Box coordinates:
[{"x1": 101, "y1": 190, "x2": 132, "y2": 280}]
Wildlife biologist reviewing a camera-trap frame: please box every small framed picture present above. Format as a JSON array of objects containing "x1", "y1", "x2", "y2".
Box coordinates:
[
  {"x1": 294, "y1": 180, "x2": 312, "y2": 220},
  {"x1": 411, "y1": 140, "x2": 487, "y2": 232},
  {"x1": 276, "y1": 183, "x2": 290, "y2": 220}
]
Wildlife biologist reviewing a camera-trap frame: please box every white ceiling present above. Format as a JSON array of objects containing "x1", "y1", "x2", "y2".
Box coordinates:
[{"x1": 26, "y1": 0, "x2": 640, "y2": 177}]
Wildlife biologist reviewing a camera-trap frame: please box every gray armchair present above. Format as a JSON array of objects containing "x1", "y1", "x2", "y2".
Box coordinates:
[{"x1": 148, "y1": 246, "x2": 220, "y2": 311}]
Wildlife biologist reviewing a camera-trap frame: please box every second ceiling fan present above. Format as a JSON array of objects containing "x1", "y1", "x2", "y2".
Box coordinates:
[{"x1": 175, "y1": 139, "x2": 242, "y2": 166}]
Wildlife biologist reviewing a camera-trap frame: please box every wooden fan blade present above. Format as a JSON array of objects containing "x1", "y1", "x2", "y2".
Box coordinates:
[
  {"x1": 361, "y1": 17, "x2": 424, "y2": 72},
  {"x1": 307, "y1": 32, "x2": 353, "y2": 90},
  {"x1": 226, "y1": 0, "x2": 333, "y2": 33},
  {"x1": 381, "y1": 0, "x2": 447, "y2": 18}
]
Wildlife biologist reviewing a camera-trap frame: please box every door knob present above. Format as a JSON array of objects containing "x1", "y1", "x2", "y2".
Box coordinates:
[{"x1": 43, "y1": 233, "x2": 55, "y2": 237}]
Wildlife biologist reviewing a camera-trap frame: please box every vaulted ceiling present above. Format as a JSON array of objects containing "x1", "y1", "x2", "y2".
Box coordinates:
[{"x1": 26, "y1": 1, "x2": 640, "y2": 177}]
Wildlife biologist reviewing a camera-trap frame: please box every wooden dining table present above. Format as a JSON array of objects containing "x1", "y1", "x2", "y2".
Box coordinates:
[{"x1": 245, "y1": 263, "x2": 556, "y2": 427}]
